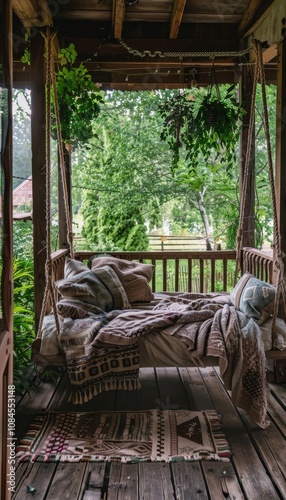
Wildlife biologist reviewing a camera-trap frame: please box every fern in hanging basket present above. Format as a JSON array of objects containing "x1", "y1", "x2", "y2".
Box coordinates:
[
  {"x1": 190, "y1": 84, "x2": 246, "y2": 172},
  {"x1": 159, "y1": 91, "x2": 195, "y2": 171},
  {"x1": 160, "y1": 84, "x2": 246, "y2": 174}
]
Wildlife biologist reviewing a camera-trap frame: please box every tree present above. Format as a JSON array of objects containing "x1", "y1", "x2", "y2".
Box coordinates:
[
  {"x1": 77, "y1": 91, "x2": 180, "y2": 250},
  {"x1": 12, "y1": 89, "x2": 31, "y2": 189}
]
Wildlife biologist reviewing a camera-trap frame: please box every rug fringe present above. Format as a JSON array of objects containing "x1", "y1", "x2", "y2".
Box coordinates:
[{"x1": 68, "y1": 377, "x2": 142, "y2": 404}]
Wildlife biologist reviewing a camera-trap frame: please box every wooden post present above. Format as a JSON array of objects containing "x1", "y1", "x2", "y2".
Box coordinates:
[
  {"x1": 0, "y1": 1, "x2": 14, "y2": 498},
  {"x1": 275, "y1": 39, "x2": 286, "y2": 279},
  {"x1": 239, "y1": 65, "x2": 256, "y2": 248},
  {"x1": 58, "y1": 147, "x2": 72, "y2": 249},
  {"x1": 31, "y1": 33, "x2": 46, "y2": 332}
]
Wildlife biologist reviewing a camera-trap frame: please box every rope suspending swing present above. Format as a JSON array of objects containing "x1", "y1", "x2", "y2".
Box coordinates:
[
  {"x1": 235, "y1": 39, "x2": 286, "y2": 338},
  {"x1": 37, "y1": 27, "x2": 75, "y2": 339}
]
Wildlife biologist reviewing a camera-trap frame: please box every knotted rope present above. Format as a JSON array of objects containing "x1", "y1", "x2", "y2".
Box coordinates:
[
  {"x1": 236, "y1": 39, "x2": 286, "y2": 339},
  {"x1": 37, "y1": 27, "x2": 75, "y2": 339}
]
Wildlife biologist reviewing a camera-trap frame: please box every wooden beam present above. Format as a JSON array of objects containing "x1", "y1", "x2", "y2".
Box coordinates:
[
  {"x1": 12, "y1": 0, "x2": 59, "y2": 55},
  {"x1": 275, "y1": 39, "x2": 286, "y2": 281},
  {"x1": 238, "y1": 0, "x2": 263, "y2": 35},
  {"x1": 112, "y1": 0, "x2": 125, "y2": 39},
  {"x1": 239, "y1": 65, "x2": 256, "y2": 248},
  {"x1": 12, "y1": 0, "x2": 53, "y2": 30},
  {"x1": 243, "y1": 0, "x2": 282, "y2": 39},
  {"x1": 169, "y1": 0, "x2": 186, "y2": 39},
  {"x1": 30, "y1": 32, "x2": 47, "y2": 332},
  {"x1": 262, "y1": 43, "x2": 277, "y2": 63},
  {"x1": 1, "y1": 3, "x2": 14, "y2": 499}
]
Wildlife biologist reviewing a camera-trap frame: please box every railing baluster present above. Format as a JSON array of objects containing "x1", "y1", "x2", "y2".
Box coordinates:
[
  {"x1": 199, "y1": 258, "x2": 204, "y2": 293},
  {"x1": 211, "y1": 257, "x2": 215, "y2": 292},
  {"x1": 163, "y1": 257, "x2": 167, "y2": 291},
  {"x1": 175, "y1": 257, "x2": 179, "y2": 291},
  {"x1": 188, "y1": 258, "x2": 192, "y2": 293}
]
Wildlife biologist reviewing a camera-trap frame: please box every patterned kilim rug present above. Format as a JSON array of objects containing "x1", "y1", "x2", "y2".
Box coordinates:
[{"x1": 16, "y1": 409, "x2": 231, "y2": 463}]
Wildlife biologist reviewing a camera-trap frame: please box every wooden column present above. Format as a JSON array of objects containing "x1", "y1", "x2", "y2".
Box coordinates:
[
  {"x1": 31, "y1": 33, "x2": 46, "y2": 331},
  {"x1": 239, "y1": 65, "x2": 256, "y2": 248},
  {"x1": 0, "y1": 1, "x2": 14, "y2": 499},
  {"x1": 275, "y1": 39, "x2": 286, "y2": 276},
  {"x1": 58, "y1": 148, "x2": 72, "y2": 249}
]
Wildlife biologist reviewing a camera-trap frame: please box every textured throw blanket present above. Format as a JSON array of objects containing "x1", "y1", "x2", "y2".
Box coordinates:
[
  {"x1": 59, "y1": 294, "x2": 269, "y2": 428},
  {"x1": 96, "y1": 295, "x2": 269, "y2": 429}
]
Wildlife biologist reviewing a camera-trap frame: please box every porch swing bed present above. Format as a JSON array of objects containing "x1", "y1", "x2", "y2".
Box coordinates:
[{"x1": 32, "y1": 36, "x2": 286, "y2": 430}]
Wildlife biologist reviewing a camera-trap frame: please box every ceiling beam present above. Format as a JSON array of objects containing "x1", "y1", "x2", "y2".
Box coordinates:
[
  {"x1": 238, "y1": 0, "x2": 263, "y2": 34},
  {"x1": 12, "y1": 0, "x2": 53, "y2": 30},
  {"x1": 112, "y1": 0, "x2": 125, "y2": 39},
  {"x1": 169, "y1": 0, "x2": 186, "y2": 39},
  {"x1": 12, "y1": 0, "x2": 59, "y2": 53},
  {"x1": 262, "y1": 42, "x2": 277, "y2": 63}
]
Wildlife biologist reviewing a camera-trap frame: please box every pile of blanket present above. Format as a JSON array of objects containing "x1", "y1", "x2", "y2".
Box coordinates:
[{"x1": 58, "y1": 292, "x2": 269, "y2": 429}]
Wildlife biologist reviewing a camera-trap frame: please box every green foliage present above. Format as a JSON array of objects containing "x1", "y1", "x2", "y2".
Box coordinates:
[
  {"x1": 159, "y1": 85, "x2": 245, "y2": 174},
  {"x1": 53, "y1": 44, "x2": 104, "y2": 149},
  {"x1": 159, "y1": 91, "x2": 195, "y2": 172},
  {"x1": 13, "y1": 217, "x2": 33, "y2": 259},
  {"x1": 13, "y1": 259, "x2": 35, "y2": 395},
  {"x1": 78, "y1": 90, "x2": 180, "y2": 250}
]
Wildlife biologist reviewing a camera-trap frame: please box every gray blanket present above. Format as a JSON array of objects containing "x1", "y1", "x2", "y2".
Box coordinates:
[{"x1": 95, "y1": 295, "x2": 269, "y2": 429}]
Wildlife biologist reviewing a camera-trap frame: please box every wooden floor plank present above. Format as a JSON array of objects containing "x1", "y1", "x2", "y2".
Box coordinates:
[
  {"x1": 171, "y1": 461, "x2": 208, "y2": 499},
  {"x1": 88, "y1": 463, "x2": 107, "y2": 489},
  {"x1": 269, "y1": 383, "x2": 286, "y2": 407},
  {"x1": 82, "y1": 490, "x2": 101, "y2": 500},
  {"x1": 156, "y1": 367, "x2": 187, "y2": 410},
  {"x1": 83, "y1": 490, "x2": 102, "y2": 500},
  {"x1": 14, "y1": 367, "x2": 286, "y2": 499},
  {"x1": 138, "y1": 368, "x2": 160, "y2": 409},
  {"x1": 13, "y1": 462, "x2": 57, "y2": 500},
  {"x1": 138, "y1": 462, "x2": 174, "y2": 499},
  {"x1": 16, "y1": 377, "x2": 62, "y2": 441},
  {"x1": 267, "y1": 390, "x2": 286, "y2": 435},
  {"x1": 201, "y1": 367, "x2": 281, "y2": 500},
  {"x1": 178, "y1": 367, "x2": 214, "y2": 410},
  {"x1": 107, "y1": 463, "x2": 139, "y2": 500},
  {"x1": 201, "y1": 461, "x2": 244, "y2": 500},
  {"x1": 45, "y1": 463, "x2": 88, "y2": 499},
  {"x1": 237, "y1": 391, "x2": 286, "y2": 498}
]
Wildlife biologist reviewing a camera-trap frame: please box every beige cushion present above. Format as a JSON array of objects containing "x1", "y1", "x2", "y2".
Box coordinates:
[
  {"x1": 64, "y1": 257, "x2": 89, "y2": 277},
  {"x1": 90, "y1": 256, "x2": 154, "y2": 303}
]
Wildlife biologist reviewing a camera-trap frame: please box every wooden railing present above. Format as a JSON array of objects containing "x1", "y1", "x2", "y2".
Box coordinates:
[
  {"x1": 242, "y1": 247, "x2": 274, "y2": 284},
  {"x1": 50, "y1": 247, "x2": 274, "y2": 293},
  {"x1": 74, "y1": 250, "x2": 238, "y2": 294},
  {"x1": 40, "y1": 246, "x2": 274, "y2": 326}
]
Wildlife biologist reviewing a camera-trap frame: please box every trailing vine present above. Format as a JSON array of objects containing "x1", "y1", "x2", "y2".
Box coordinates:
[
  {"x1": 21, "y1": 40, "x2": 104, "y2": 150},
  {"x1": 52, "y1": 43, "x2": 104, "y2": 149}
]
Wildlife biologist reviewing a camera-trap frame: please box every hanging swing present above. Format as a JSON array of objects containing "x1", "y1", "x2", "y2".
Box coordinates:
[
  {"x1": 234, "y1": 39, "x2": 286, "y2": 352},
  {"x1": 32, "y1": 32, "x2": 286, "y2": 381}
]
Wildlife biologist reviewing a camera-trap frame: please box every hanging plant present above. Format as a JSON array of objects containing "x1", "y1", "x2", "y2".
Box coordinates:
[
  {"x1": 190, "y1": 81, "x2": 246, "y2": 172},
  {"x1": 52, "y1": 44, "x2": 104, "y2": 150},
  {"x1": 160, "y1": 74, "x2": 246, "y2": 174},
  {"x1": 159, "y1": 91, "x2": 195, "y2": 171},
  {"x1": 20, "y1": 39, "x2": 104, "y2": 150}
]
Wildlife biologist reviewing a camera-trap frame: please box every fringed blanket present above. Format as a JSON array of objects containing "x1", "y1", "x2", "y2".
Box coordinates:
[
  {"x1": 59, "y1": 294, "x2": 269, "y2": 429},
  {"x1": 58, "y1": 313, "x2": 140, "y2": 404}
]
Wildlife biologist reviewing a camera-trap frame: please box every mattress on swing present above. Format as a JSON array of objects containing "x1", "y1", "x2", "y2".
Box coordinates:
[{"x1": 31, "y1": 256, "x2": 286, "y2": 367}]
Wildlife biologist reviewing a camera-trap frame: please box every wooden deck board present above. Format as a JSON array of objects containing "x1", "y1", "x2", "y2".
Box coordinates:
[{"x1": 14, "y1": 367, "x2": 286, "y2": 499}]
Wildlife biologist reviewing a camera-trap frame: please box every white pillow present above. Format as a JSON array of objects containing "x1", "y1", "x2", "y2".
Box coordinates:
[
  {"x1": 39, "y1": 314, "x2": 62, "y2": 355},
  {"x1": 260, "y1": 317, "x2": 286, "y2": 351}
]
